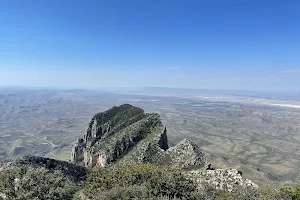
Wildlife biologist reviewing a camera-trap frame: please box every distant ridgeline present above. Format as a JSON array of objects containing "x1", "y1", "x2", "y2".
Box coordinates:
[{"x1": 71, "y1": 104, "x2": 257, "y2": 190}]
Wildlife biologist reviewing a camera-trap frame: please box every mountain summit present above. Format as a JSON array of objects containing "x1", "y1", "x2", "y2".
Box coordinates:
[{"x1": 71, "y1": 104, "x2": 205, "y2": 170}]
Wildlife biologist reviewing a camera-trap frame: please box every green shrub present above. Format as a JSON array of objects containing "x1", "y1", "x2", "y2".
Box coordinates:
[
  {"x1": 0, "y1": 165, "x2": 80, "y2": 200},
  {"x1": 92, "y1": 185, "x2": 150, "y2": 200},
  {"x1": 84, "y1": 162, "x2": 197, "y2": 199},
  {"x1": 279, "y1": 186, "x2": 300, "y2": 200}
]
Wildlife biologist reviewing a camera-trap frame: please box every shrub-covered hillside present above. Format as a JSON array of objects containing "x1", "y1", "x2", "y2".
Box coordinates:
[{"x1": 1, "y1": 160, "x2": 300, "y2": 200}]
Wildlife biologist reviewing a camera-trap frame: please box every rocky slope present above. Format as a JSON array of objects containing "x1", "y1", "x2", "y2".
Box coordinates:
[{"x1": 71, "y1": 104, "x2": 257, "y2": 191}]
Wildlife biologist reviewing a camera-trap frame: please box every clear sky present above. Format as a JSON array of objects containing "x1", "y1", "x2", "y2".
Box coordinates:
[{"x1": 0, "y1": 0, "x2": 299, "y2": 90}]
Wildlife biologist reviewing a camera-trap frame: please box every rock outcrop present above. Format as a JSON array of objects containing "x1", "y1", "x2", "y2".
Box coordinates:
[
  {"x1": 162, "y1": 139, "x2": 206, "y2": 169},
  {"x1": 71, "y1": 138, "x2": 85, "y2": 162},
  {"x1": 188, "y1": 168, "x2": 258, "y2": 192}
]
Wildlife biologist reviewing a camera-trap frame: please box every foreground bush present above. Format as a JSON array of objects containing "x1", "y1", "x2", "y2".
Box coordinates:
[
  {"x1": 2, "y1": 161, "x2": 300, "y2": 200},
  {"x1": 84, "y1": 162, "x2": 197, "y2": 199},
  {"x1": 0, "y1": 165, "x2": 80, "y2": 200}
]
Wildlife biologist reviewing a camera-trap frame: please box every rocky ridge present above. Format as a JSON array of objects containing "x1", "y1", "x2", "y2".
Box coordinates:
[{"x1": 71, "y1": 104, "x2": 258, "y2": 191}]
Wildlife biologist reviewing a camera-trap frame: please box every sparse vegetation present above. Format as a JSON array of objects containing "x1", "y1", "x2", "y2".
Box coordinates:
[
  {"x1": 0, "y1": 165, "x2": 80, "y2": 200},
  {"x1": 2, "y1": 160, "x2": 300, "y2": 200},
  {"x1": 92, "y1": 104, "x2": 145, "y2": 127},
  {"x1": 83, "y1": 162, "x2": 197, "y2": 199},
  {"x1": 82, "y1": 172, "x2": 300, "y2": 200}
]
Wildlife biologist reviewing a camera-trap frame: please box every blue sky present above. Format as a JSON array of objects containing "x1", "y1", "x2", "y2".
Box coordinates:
[{"x1": 0, "y1": 0, "x2": 299, "y2": 90}]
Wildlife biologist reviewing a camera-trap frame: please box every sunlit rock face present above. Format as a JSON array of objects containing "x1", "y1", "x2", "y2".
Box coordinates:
[{"x1": 71, "y1": 138, "x2": 85, "y2": 163}]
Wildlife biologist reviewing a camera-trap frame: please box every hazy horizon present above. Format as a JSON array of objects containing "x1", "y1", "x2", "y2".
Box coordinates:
[{"x1": 1, "y1": 86, "x2": 300, "y2": 102}]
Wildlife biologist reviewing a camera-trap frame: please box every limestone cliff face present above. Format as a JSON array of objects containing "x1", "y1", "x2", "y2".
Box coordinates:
[
  {"x1": 84, "y1": 119, "x2": 110, "y2": 142},
  {"x1": 71, "y1": 138, "x2": 85, "y2": 163},
  {"x1": 83, "y1": 151, "x2": 99, "y2": 169}
]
